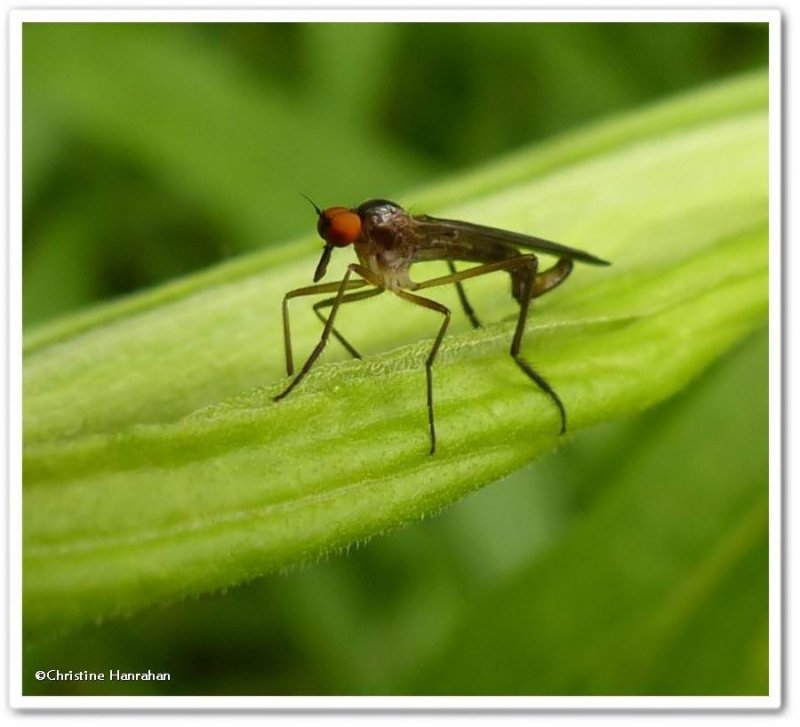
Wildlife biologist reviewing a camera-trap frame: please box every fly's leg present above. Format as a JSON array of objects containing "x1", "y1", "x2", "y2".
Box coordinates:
[
  {"x1": 511, "y1": 257, "x2": 574, "y2": 304},
  {"x1": 313, "y1": 287, "x2": 385, "y2": 360},
  {"x1": 279, "y1": 278, "x2": 367, "y2": 376},
  {"x1": 511, "y1": 256, "x2": 567, "y2": 434},
  {"x1": 394, "y1": 290, "x2": 451, "y2": 455},
  {"x1": 533, "y1": 258, "x2": 574, "y2": 298},
  {"x1": 274, "y1": 264, "x2": 381, "y2": 401},
  {"x1": 447, "y1": 260, "x2": 482, "y2": 329},
  {"x1": 511, "y1": 256, "x2": 575, "y2": 432},
  {"x1": 415, "y1": 254, "x2": 569, "y2": 436}
]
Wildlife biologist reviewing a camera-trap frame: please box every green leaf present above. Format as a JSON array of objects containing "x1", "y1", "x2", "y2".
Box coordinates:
[
  {"x1": 23, "y1": 72, "x2": 768, "y2": 640},
  {"x1": 411, "y1": 328, "x2": 768, "y2": 696}
]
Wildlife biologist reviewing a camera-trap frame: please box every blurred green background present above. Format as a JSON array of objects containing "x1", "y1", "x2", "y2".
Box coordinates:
[
  {"x1": 24, "y1": 22, "x2": 767, "y2": 327},
  {"x1": 23, "y1": 22, "x2": 769, "y2": 696}
]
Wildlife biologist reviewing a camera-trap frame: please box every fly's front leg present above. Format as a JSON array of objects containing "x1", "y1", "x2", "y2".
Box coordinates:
[
  {"x1": 274, "y1": 264, "x2": 381, "y2": 402},
  {"x1": 313, "y1": 287, "x2": 385, "y2": 360},
  {"x1": 279, "y1": 278, "x2": 367, "y2": 376},
  {"x1": 394, "y1": 290, "x2": 451, "y2": 455}
]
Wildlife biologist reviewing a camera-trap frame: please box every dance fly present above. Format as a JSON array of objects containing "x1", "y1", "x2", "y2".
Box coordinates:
[{"x1": 273, "y1": 198, "x2": 611, "y2": 454}]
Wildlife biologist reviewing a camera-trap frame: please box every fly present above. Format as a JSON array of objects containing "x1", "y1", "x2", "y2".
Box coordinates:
[{"x1": 273, "y1": 197, "x2": 611, "y2": 454}]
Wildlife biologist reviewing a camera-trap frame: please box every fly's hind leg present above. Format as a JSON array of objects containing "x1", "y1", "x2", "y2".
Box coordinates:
[
  {"x1": 533, "y1": 258, "x2": 574, "y2": 298},
  {"x1": 511, "y1": 255, "x2": 568, "y2": 434},
  {"x1": 512, "y1": 257, "x2": 574, "y2": 304}
]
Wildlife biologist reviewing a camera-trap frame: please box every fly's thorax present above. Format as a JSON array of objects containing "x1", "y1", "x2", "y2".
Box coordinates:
[
  {"x1": 356, "y1": 199, "x2": 405, "y2": 227},
  {"x1": 352, "y1": 198, "x2": 414, "y2": 289},
  {"x1": 357, "y1": 200, "x2": 416, "y2": 249}
]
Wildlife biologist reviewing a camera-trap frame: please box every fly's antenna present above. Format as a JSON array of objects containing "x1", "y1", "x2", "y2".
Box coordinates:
[{"x1": 300, "y1": 193, "x2": 323, "y2": 216}]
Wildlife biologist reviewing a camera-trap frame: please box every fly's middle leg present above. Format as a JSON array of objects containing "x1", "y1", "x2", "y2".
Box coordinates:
[
  {"x1": 447, "y1": 260, "x2": 482, "y2": 329},
  {"x1": 394, "y1": 290, "x2": 451, "y2": 455}
]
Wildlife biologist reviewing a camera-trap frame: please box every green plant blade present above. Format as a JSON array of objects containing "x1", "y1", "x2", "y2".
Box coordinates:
[{"x1": 23, "y1": 73, "x2": 768, "y2": 640}]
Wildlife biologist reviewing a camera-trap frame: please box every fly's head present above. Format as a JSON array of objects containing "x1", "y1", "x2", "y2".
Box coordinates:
[
  {"x1": 302, "y1": 194, "x2": 364, "y2": 282},
  {"x1": 302, "y1": 196, "x2": 410, "y2": 282}
]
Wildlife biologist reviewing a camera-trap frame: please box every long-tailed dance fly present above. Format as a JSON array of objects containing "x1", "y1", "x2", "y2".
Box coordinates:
[{"x1": 273, "y1": 197, "x2": 610, "y2": 454}]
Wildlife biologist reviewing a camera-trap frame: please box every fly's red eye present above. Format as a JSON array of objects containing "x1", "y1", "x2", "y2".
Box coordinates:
[{"x1": 319, "y1": 207, "x2": 361, "y2": 247}]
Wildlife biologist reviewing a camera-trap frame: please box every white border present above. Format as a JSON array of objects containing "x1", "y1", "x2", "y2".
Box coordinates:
[
  {"x1": 7, "y1": 2, "x2": 23, "y2": 712},
  {"x1": 6, "y1": 7, "x2": 783, "y2": 23},
  {"x1": 766, "y1": 10, "x2": 783, "y2": 712},
  {"x1": 7, "y1": 5, "x2": 782, "y2": 712}
]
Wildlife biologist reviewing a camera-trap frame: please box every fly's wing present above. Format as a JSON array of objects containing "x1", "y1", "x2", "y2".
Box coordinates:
[{"x1": 413, "y1": 214, "x2": 611, "y2": 266}]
